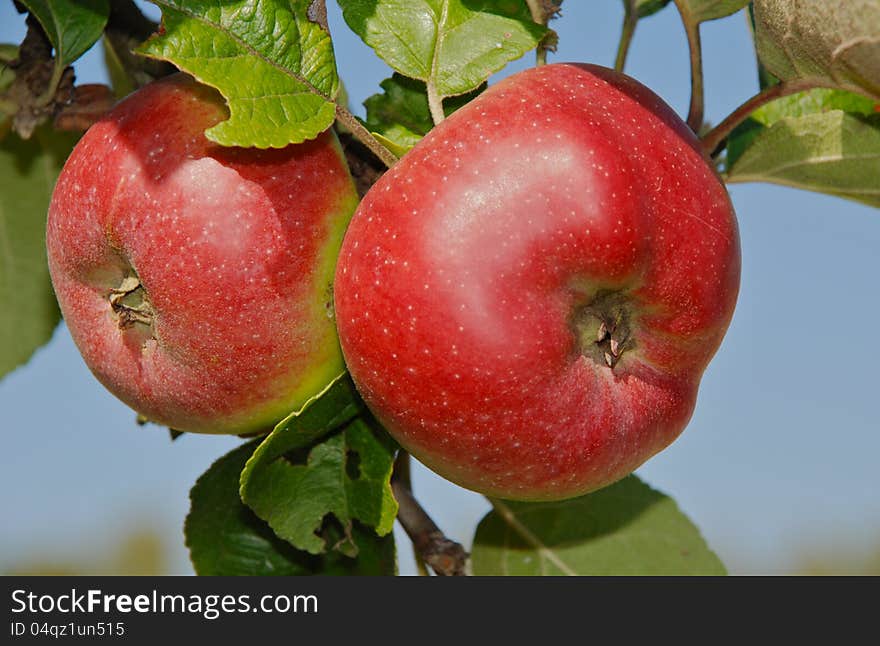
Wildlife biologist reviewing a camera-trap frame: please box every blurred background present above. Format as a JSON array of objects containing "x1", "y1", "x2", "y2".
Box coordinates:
[{"x1": 2, "y1": 1, "x2": 878, "y2": 576}]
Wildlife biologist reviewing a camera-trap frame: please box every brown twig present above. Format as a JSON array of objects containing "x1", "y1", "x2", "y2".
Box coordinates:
[
  {"x1": 391, "y1": 464, "x2": 468, "y2": 576},
  {"x1": 53, "y1": 83, "x2": 115, "y2": 131},
  {"x1": 307, "y1": 0, "x2": 329, "y2": 32},
  {"x1": 392, "y1": 453, "x2": 429, "y2": 576},
  {"x1": 2, "y1": 0, "x2": 172, "y2": 136},
  {"x1": 3, "y1": 14, "x2": 74, "y2": 138}
]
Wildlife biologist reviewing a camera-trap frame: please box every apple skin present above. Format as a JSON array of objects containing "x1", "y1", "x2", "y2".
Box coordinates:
[
  {"x1": 47, "y1": 74, "x2": 359, "y2": 435},
  {"x1": 335, "y1": 63, "x2": 740, "y2": 501}
]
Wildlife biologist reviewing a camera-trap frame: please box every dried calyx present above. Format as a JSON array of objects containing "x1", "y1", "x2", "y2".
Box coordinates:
[
  {"x1": 571, "y1": 290, "x2": 635, "y2": 369},
  {"x1": 109, "y1": 273, "x2": 154, "y2": 331}
]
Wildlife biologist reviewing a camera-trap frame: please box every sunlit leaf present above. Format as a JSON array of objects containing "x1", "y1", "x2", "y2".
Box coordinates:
[
  {"x1": 338, "y1": 0, "x2": 546, "y2": 101},
  {"x1": 140, "y1": 0, "x2": 339, "y2": 147}
]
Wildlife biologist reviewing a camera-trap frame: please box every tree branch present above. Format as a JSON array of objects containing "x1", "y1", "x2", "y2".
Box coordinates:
[
  {"x1": 3, "y1": 14, "x2": 74, "y2": 138},
  {"x1": 391, "y1": 468, "x2": 468, "y2": 576},
  {"x1": 392, "y1": 453, "x2": 429, "y2": 576},
  {"x1": 700, "y1": 79, "x2": 822, "y2": 158},
  {"x1": 672, "y1": 0, "x2": 704, "y2": 133}
]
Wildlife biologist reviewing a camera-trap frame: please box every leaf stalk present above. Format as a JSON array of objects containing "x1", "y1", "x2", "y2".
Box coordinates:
[{"x1": 672, "y1": 0, "x2": 705, "y2": 133}]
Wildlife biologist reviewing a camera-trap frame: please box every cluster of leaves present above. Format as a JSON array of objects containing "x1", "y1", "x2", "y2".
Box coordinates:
[
  {"x1": 625, "y1": 0, "x2": 880, "y2": 205},
  {"x1": 1, "y1": 0, "x2": 878, "y2": 576},
  {"x1": 186, "y1": 376, "x2": 400, "y2": 575},
  {"x1": 723, "y1": 1, "x2": 880, "y2": 205}
]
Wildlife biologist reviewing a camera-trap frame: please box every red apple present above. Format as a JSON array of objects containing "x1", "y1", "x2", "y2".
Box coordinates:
[
  {"x1": 47, "y1": 74, "x2": 359, "y2": 435},
  {"x1": 335, "y1": 63, "x2": 740, "y2": 501}
]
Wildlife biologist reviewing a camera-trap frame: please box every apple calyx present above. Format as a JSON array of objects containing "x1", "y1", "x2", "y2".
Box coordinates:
[
  {"x1": 570, "y1": 290, "x2": 634, "y2": 370},
  {"x1": 109, "y1": 273, "x2": 155, "y2": 333}
]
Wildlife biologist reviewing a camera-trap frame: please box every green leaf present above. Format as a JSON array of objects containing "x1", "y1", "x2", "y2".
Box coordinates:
[
  {"x1": 186, "y1": 442, "x2": 319, "y2": 575},
  {"x1": 364, "y1": 75, "x2": 436, "y2": 143},
  {"x1": 727, "y1": 87, "x2": 877, "y2": 166},
  {"x1": 472, "y1": 475, "x2": 726, "y2": 575},
  {"x1": 753, "y1": 0, "x2": 880, "y2": 102},
  {"x1": 727, "y1": 110, "x2": 880, "y2": 207},
  {"x1": 338, "y1": 0, "x2": 546, "y2": 100},
  {"x1": 18, "y1": 0, "x2": 109, "y2": 69},
  {"x1": 0, "y1": 127, "x2": 77, "y2": 381},
  {"x1": 240, "y1": 375, "x2": 399, "y2": 557},
  {"x1": 363, "y1": 73, "x2": 484, "y2": 153},
  {"x1": 139, "y1": 0, "x2": 339, "y2": 147},
  {"x1": 634, "y1": 0, "x2": 671, "y2": 19},
  {"x1": 371, "y1": 129, "x2": 420, "y2": 158},
  {"x1": 186, "y1": 441, "x2": 397, "y2": 575},
  {"x1": 677, "y1": 0, "x2": 751, "y2": 23},
  {"x1": 246, "y1": 373, "x2": 364, "y2": 463}
]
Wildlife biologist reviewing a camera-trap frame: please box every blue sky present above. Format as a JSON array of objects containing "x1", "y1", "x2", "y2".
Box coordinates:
[{"x1": 1, "y1": 2, "x2": 878, "y2": 574}]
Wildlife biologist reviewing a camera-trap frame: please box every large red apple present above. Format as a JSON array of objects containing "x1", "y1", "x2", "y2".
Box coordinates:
[
  {"x1": 335, "y1": 63, "x2": 740, "y2": 501},
  {"x1": 47, "y1": 74, "x2": 359, "y2": 435}
]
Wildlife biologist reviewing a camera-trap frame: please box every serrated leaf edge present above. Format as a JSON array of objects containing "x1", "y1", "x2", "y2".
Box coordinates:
[{"x1": 137, "y1": 1, "x2": 339, "y2": 147}]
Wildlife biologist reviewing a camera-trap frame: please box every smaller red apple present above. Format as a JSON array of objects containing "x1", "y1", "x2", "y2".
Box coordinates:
[{"x1": 47, "y1": 74, "x2": 359, "y2": 434}]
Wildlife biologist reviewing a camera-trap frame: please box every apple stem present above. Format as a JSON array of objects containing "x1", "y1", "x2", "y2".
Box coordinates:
[
  {"x1": 334, "y1": 104, "x2": 399, "y2": 168},
  {"x1": 700, "y1": 79, "x2": 824, "y2": 159},
  {"x1": 614, "y1": 0, "x2": 638, "y2": 72},
  {"x1": 391, "y1": 462, "x2": 469, "y2": 576},
  {"x1": 672, "y1": 0, "x2": 705, "y2": 133}
]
